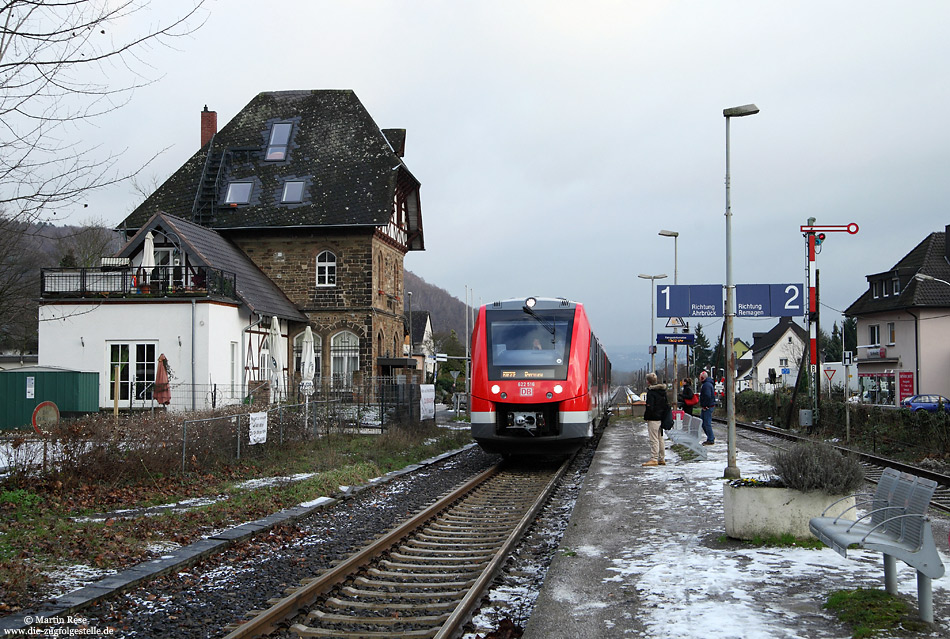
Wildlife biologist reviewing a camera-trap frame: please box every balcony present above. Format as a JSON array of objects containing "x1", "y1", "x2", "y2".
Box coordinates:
[{"x1": 41, "y1": 265, "x2": 238, "y2": 301}]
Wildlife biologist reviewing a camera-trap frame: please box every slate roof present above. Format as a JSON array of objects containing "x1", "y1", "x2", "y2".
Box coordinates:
[
  {"x1": 118, "y1": 90, "x2": 422, "y2": 244},
  {"x1": 117, "y1": 212, "x2": 307, "y2": 322},
  {"x1": 845, "y1": 227, "x2": 950, "y2": 316}
]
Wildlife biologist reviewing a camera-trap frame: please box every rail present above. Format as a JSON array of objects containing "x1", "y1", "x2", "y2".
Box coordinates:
[{"x1": 40, "y1": 265, "x2": 238, "y2": 300}]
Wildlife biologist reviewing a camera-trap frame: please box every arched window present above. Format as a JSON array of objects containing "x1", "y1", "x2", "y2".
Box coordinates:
[
  {"x1": 331, "y1": 331, "x2": 359, "y2": 386},
  {"x1": 316, "y1": 251, "x2": 336, "y2": 287}
]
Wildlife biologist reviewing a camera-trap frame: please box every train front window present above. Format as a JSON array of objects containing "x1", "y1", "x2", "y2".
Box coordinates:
[{"x1": 485, "y1": 309, "x2": 574, "y2": 380}]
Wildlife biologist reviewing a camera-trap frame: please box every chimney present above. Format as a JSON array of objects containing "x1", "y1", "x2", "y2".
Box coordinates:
[{"x1": 200, "y1": 105, "x2": 217, "y2": 148}]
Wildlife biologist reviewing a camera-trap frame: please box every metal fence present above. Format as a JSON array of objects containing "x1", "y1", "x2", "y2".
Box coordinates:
[{"x1": 1, "y1": 377, "x2": 430, "y2": 477}]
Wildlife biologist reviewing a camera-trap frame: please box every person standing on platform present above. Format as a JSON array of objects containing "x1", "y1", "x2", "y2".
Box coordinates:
[
  {"x1": 679, "y1": 377, "x2": 698, "y2": 417},
  {"x1": 699, "y1": 370, "x2": 716, "y2": 445},
  {"x1": 642, "y1": 372, "x2": 668, "y2": 467}
]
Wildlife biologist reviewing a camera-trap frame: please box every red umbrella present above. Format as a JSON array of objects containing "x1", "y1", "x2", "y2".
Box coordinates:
[{"x1": 154, "y1": 354, "x2": 172, "y2": 405}]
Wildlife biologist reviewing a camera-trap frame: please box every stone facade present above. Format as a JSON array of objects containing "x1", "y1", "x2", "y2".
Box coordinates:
[{"x1": 231, "y1": 228, "x2": 407, "y2": 380}]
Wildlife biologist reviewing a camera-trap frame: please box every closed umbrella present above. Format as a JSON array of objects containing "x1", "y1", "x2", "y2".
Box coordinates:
[
  {"x1": 301, "y1": 326, "x2": 316, "y2": 433},
  {"x1": 140, "y1": 232, "x2": 156, "y2": 288},
  {"x1": 154, "y1": 354, "x2": 171, "y2": 405},
  {"x1": 269, "y1": 316, "x2": 283, "y2": 402}
]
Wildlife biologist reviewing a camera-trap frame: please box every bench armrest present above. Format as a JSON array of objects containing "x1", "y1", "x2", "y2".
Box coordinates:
[
  {"x1": 858, "y1": 513, "x2": 928, "y2": 548},
  {"x1": 822, "y1": 493, "x2": 873, "y2": 519},
  {"x1": 843, "y1": 505, "x2": 904, "y2": 529}
]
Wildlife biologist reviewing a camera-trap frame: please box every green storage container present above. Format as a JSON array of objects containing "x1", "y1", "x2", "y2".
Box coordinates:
[{"x1": 0, "y1": 368, "x2": 99, "y2": 430}]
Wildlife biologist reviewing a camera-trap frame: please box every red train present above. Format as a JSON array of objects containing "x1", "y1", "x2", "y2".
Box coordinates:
[{"x1": 469, "y1": 297, "x2": 612, "y2": 456}]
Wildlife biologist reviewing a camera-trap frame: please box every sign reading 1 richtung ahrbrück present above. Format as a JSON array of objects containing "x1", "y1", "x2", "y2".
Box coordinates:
[{"x1": 656, "y1": 284, "x2": 804, "y2": 318}]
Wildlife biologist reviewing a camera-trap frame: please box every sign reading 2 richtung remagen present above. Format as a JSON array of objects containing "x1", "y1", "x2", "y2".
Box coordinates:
[{"x1": 656, "y1": 284, "x2": 804, "y2": 318}]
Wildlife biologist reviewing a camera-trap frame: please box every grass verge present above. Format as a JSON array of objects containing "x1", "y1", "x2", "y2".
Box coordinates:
[
  {"x1": 0, "y1": 422, "x2": 472, "y2": 614},
  {"x1": 824, "y1": 588, "x2": 928, "y2": 638}
]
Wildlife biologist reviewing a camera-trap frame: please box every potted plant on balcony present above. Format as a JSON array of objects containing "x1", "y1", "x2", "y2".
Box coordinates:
[{"x1": 723, "y1": 441, "x2": 866, "y2": 540}]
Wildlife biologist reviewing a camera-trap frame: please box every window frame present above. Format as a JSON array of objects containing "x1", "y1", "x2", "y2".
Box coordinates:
[
  {"x1": 224, "y1": 181, "x2": 253, "y2": 205},
  {"x1": 331, "y1": 331, "x2": 359, "y2": 387},
  {"x1": 108, "y1": 342, "x2": 157, "y2": 404},
  {"x1": 265, "y1": 122, "x2": 293, "y2": 161},
  {"x1": 281, "y1": 180, "x2": 306, "y2": 203},
  {"x1": 316, "y1": 250, "x2": 337, "y2": 287},
  {"x1": 869, "y1": 324, "x2": 881, "y2": 347},
  {"x1": 886, "y1": 322, "x2": 896, "y2": 346}
]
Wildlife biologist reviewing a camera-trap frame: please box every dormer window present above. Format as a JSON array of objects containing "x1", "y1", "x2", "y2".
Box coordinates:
[
  {"x1": 872, "y1": 281, "x2": 880, "y2": 298},
  {"x1": 225, "y1": 182, "x2": 253, "y2": 204},
  {"x1": 892, "y1": 278, "x2": 900, "y2": 295},
  {"x1": 282, "y1": 180, "x2": 305, "y2": 203},
  {"x1": 265, "y1": 122, "x2": 293, "y2": 161}
]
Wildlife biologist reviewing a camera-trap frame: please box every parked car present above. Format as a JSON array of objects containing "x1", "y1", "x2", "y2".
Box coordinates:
[{"x1": 900, "y1": 394, "x2": 950, "y2": 413}]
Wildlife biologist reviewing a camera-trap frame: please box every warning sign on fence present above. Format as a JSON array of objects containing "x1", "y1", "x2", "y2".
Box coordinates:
[{"x1": 249, "y1": 411, "x2": 268, "y2": 445}]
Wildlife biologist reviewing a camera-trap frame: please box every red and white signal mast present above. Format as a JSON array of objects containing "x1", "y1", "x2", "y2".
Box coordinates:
[{"x1": 800, "y1": 219, "x2": 859, "y2": 424}]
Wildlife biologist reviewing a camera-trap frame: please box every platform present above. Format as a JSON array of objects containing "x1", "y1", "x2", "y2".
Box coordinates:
[{"x1": 523, "y1": 415, "x2": 950, "y2": 639}]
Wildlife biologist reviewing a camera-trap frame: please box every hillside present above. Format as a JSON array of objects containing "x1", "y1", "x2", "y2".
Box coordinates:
[{"x1": 403, "y1": 271, "x2": 470, "y2": 338}]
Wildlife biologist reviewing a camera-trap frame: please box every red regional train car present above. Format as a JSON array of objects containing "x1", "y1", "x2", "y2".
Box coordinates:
[{"x1": 470, "y1": 297, "x2": 611, "y2": 456}]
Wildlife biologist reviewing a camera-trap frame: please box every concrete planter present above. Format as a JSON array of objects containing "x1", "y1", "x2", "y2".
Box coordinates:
[{"x1": 723, "y1": 483, "x2": 856, "y2": 540}]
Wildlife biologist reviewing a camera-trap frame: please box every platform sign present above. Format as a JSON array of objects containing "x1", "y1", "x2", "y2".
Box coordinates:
[
  {"x1": 734, "y1": 284, "x2": 805, "y2": 317},
  {"x1": 688, "y1": 285, "x2": 723, "y2": 317},
  {"x1": 656, "y1": 333, "x2": 696, "y2": 345},
  {"x1": 769, "y1": 283, "x2": 805, "y2": 316},
  {"x1": 657, "y1": 284, "x2": 691, "y2": 318},
  {"x1": 736, "y1": 284, "x2": 770, "y2": 317}
]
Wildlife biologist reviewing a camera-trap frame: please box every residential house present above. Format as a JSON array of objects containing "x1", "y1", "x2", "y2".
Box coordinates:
[
  {"x1": 405, "y1": 310, "x2": 435, "y2": 382},
  {"x1": 746, "y1": 317, "x2": 808, "y2": 391},
  {"x1": 38, "y1": 90, "x2": 424, "y2": 410},
  {"x1": 845, "y1": 225, "x2": 950, "y2": 404}
]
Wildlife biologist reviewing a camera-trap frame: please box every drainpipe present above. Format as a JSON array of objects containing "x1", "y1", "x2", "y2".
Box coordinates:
[
  {"x1": 192, "y1": 299, "x2": 197, "y2": 411},
  {"x1": 908, "y1": 309, "x2": 920, "y2": 394}
]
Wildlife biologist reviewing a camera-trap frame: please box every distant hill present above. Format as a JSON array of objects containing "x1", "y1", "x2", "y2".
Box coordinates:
[{"x1": 403, "y1": 271, "x2": 470, "y2": 338}]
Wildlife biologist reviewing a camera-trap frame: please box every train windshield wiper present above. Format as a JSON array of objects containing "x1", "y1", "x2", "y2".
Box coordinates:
[{"x1": 522, "y1": 301, "x2": 556, "y2": 342}]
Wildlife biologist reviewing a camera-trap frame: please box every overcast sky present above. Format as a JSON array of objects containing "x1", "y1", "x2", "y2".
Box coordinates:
[{"x1": 74, "y1": 1, "x2": 950, "y2": 349}]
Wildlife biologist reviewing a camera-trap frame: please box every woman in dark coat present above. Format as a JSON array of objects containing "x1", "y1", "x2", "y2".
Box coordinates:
[
  {"x1": 642, "y1": 372, "x2": 669, "y2": 467},
  {"x1": 679, "y1": 377, "x2": 697, "y2": 416}
]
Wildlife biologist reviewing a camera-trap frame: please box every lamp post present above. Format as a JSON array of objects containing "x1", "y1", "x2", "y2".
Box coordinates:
[
  {"x1": 638, "y1": 273, "x2": 667, "y2": 373},
  {"x1": 723, "y1": 103, "x2": 759, "y2": 480},
  {"x1": 915, "y1": 272, "x2": 950, "y2": 287},
  {"x1": 659, "y1": 230, "x2": 679, "y2": 382}
]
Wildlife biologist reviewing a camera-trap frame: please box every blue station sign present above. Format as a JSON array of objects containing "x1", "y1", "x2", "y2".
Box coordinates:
[
  {"x1": 657, "y1": 284, "x2": 804, "y2": 318},
  {"x1": 656, "y1": 333, "x2": 696, "y2": 345}
]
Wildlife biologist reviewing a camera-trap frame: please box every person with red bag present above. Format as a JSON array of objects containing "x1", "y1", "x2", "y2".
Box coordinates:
[{"x1": 679, "y1": 377, "x2": 699, "y2": 417}]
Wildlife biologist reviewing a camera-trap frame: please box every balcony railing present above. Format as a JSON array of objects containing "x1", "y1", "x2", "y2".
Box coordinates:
[{"x1": 41, "y1": 266, "x2": 238, "y2": 300}]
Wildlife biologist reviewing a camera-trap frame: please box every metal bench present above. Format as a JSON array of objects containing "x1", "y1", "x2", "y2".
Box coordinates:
[
  {"x1": 809, "y1": 468, "x2": 945, "y2": 622},
  {"x1": 667, "y1": 410, "x2": 707, "y2": 460}
]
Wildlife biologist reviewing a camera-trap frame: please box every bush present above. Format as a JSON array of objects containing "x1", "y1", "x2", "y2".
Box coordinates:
[{"x1": 771, "y1": 441, "x2": 865, "y2": 494}]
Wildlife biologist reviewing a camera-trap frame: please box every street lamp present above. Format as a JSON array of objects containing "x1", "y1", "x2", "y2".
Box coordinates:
[
  {"x1": 638, "y1": 273, "x2": 667, "y2": 373},
  {"x1": 915, "y1": 272, "x2": 950, "y2": 287},
  {"x1": 723, "y1": 103, "x2": 759, "y2": 480},
  {"x1": 659, "y1": 230, "x2": 679, "y2": 382}
]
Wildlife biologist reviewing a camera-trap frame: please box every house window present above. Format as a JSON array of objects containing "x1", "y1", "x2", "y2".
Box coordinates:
[
  {"x1": 892, "y1": 278, "x2": 900, "y2": 295},
  {"x1": 779, "y1": 358, "x2": 789, "y2": 367},
  {"x1": 265, "y1": 122, "x2": 293, "y2": 161},
  {"x1": 230, "y1": 342, "x2": 238, "y2": 398},
  {"x1": 225, "y1": 182, "x2": 253, "y2": 204},
  {"x1": 281, "y1": 180, "x2": 305, "y2": 203},
  {"x1": 869, "y1": 324, "x2": 881, "y2": 347},
  {"x1": 109, "y1": 342, "x2": 156, "y2": 402},
  {"x1": 331, "y1": 331, "x2": 359, "y2": 386},
  {"x1": 887, "y1": 322, "x2": 896, "y2": 346},
  {"x1": 872, "y1": 281, "x2": 880, "y2": 298},
  {"x1": 317, "y1": 251, "x2": 336, "y2": 287}
]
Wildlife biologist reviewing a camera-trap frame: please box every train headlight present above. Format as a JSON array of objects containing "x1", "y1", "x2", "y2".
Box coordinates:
[
  {"x1": 546, "y1": 392, "x2": 553, "y2": 399},
  {"x1": 491, "y1": 384, "x2": 501, "y2": 394},
  {"x1": 525, "y1": 296, "x2": 537, "y2": 308},
  {"x1": 553, "y1": 384, "x2": 563, "y2": 394},
  {"x1": 500, "y1": 392, "x2": 507, "y2": 399}
]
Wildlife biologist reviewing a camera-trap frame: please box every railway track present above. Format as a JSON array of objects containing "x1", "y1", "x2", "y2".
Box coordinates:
[
  {"x1": 724, "y1": 417, "x2": 950, "y2": 514},
  {"x1": 224, "y1": 458, "x2": 569, "y2": 639}
]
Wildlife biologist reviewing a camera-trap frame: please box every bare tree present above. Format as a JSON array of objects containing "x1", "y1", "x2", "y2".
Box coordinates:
[
  {"x1": 0, "y1": 0, "x2": 208, "y2": 224},
  {"x1": 0, "y1": 0, "x2": 207, "y2": 353}
]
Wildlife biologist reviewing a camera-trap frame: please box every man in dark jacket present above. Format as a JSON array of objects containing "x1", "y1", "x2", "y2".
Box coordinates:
[
  {"x1": 699, "y1": 370, "x2": 715, "y2": 445},
  {"x1": 642, "y1": 372, "x2": 669, "y2": 467}
]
